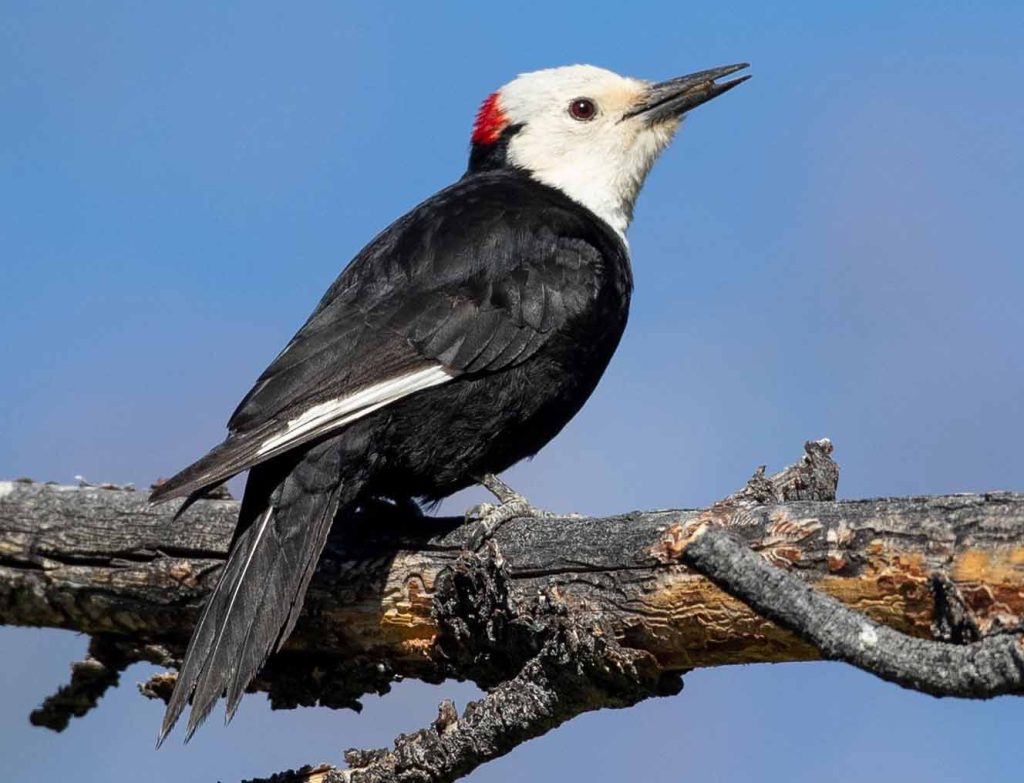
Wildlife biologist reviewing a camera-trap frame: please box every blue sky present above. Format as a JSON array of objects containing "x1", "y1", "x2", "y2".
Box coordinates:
[{"x1": 2, "y1": 2, "x2": 1023, "y2": 781}]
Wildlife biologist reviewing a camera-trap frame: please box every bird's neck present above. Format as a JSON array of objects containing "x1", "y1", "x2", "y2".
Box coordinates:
[
  {"x1": 466, "y1": 150, "x2": 635, "y2": 242},
  {"x1": 522, "y1": 165, "x2": 634, "y2": 240}
]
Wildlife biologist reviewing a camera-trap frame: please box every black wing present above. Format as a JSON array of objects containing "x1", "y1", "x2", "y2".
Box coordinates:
[{"x1": 151, "y1": 171, "x2": 625, "y2": 501}]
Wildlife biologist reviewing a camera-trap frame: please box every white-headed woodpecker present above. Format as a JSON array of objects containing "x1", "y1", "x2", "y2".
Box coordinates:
[{"x1": 152, "y1": 62, "x2": 749, "y2": 743}]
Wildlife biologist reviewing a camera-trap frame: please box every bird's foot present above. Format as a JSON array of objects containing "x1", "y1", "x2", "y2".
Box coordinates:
[{"x1": 465, "y1": 474, "x2": 556, "y2": 548}]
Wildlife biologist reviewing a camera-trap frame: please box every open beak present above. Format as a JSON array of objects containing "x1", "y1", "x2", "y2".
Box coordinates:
[{"x1": 626, "y1": 63, "x2": 750, "y2": 124}]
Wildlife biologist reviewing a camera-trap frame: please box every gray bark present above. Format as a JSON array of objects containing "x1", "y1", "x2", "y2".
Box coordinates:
[{"x1": 1, "y1": 440, "x2": 1022, "y2": 782}]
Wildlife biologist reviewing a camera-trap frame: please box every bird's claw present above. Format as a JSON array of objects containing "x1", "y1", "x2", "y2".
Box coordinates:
[
  {"x1": 465, "y1": 474, "x2": 558, "y2": 549},
  {"x1": 465, "y1": 501, "x2": 497, "y2": 522}
]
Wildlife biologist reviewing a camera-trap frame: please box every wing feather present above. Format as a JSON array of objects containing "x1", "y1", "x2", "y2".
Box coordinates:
[{"x1": 152, "y1": 173, "x2": 627, "y2": 503}]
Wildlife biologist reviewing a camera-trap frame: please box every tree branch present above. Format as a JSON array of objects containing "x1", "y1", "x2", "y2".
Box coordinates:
[
  {"x1": 1, "y1": 440, "x2": 1022, "y2": 781},
  {"x1": 677, "y1": 524, "x2": 1024, "y2": 698}
]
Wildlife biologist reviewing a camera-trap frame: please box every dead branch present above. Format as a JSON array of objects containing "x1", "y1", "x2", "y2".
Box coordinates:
[
  {"x1": 677, "y1": 524, "x2": 1024, "y2": 698},
  {"x1": 1, "y1": 440, "x2": 1022, "y2": 781}
]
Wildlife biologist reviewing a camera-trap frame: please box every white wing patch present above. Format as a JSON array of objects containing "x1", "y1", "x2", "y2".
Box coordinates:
[{"x1": 255, "y1": 365, "x2": 455, "y2": 458}]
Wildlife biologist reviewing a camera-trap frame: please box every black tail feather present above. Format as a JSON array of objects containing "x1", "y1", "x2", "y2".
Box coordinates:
[
  {"x1": 222, "y1": 478, "x2": 345, "y2": 719},
  {"x1": 158, "y1": 506, "x2": 268, "y2": 744},
  {"x1": 157, "y1": 437, "x2": 355, "y2": 745}
]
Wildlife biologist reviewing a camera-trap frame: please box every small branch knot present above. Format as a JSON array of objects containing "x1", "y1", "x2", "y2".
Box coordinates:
[
  {"x1": 931, "y1": 574, "x2": 983, "y2": 644},
  {"x1": 709, "y1": 437, "x2": 839, "y2": 516}
]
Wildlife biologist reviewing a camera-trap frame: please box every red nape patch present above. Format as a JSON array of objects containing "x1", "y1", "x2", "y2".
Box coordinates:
[{"x1": 472, "y1": 92, "x2": 508, "y2": 145}]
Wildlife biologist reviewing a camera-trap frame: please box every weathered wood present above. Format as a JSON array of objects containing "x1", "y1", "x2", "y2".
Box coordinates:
[
  {"x1": 4, "y1": 440, "x2": 1024, "y2": 783},
  {"x1": 678, "y1": 523, "x2": 1024, "y2": 698},
  {"x1": 3, "y1": 480, "x2": 1023, "y2": 682}
]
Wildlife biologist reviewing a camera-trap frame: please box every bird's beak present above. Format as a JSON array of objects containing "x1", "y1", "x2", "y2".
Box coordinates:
[{"x1": 626, "y1": 63, "x2": 750, "y2": 124}]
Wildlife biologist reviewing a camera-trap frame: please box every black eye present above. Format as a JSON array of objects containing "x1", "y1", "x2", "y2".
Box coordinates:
[{"x1": 568, "y1": 98, "x2": 597, "y2": 121}]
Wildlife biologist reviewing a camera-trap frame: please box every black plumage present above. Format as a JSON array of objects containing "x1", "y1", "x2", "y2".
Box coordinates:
[
  {"x1": 151, "y1": 57, "x2": 753, "y2": 745},
  {"x1": 153, "y1": 168, "x2": 632, "y2": 742}
]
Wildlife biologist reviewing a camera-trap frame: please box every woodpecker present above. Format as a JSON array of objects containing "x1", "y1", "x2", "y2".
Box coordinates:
[{"x1": 152, "y1": 62, "x2": 749, "y2": 743}]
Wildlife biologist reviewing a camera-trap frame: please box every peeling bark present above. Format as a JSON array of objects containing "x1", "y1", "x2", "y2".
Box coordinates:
[
  {"x1": 1, "y1": 440, "x2": 1023, "y2": 782},
  {"x1": 3, "y1": 479, "x2": 1022, "y2": 680}
]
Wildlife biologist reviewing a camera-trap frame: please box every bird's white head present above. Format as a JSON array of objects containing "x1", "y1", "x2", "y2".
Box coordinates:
[{"x1": 469, "y1": 63, "x2": 749, "y2": 239}]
